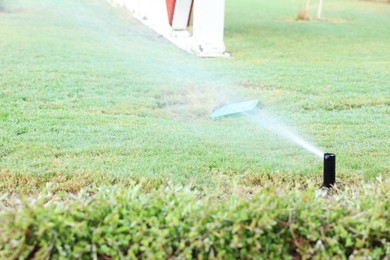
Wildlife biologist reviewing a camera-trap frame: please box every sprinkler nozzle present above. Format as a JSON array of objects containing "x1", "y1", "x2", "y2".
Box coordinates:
[{"x1": 323, "y1": 153, "x2": 336, "y2": 188}]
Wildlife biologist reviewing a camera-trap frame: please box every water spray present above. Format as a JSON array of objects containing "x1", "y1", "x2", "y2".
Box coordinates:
[
  {"x1": 209, "y1": 100, "x2": 337, "y2": 188},
  {"x1": 323, "y1": 153, "x2": 336, "y2": 188}
]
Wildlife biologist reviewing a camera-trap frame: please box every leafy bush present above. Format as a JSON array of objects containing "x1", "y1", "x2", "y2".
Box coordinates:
[{"x1": 0, "y1": 180, "x2": 388, "y2": 259}]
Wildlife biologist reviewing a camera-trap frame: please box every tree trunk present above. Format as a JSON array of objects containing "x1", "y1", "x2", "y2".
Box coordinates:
[{"x1": 317, "y1": 0, "x2": 323, "y2": 19}]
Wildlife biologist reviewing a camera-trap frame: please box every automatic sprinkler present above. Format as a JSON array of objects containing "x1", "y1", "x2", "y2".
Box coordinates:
[{"x1": 323, "y1": 153, "x2": 336, "y2": 188}]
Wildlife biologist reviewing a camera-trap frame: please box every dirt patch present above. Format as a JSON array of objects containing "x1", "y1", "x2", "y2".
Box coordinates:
[
  {"x1": 288, "y1": 16, "x2": 350, "y2": 23},
  {"x1": 155, "y1": 84, "x2": 235, "y2": 122}
]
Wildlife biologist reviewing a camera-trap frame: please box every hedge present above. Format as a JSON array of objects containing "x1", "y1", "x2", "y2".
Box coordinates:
[{"x1": 0, "y1": 180, "x2": 388, "y2": 259}]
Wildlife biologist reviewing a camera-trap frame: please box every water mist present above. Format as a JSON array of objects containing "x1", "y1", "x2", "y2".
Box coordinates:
[{"x1": 246, "y1": 110, "x2": 324, "y2": 158}]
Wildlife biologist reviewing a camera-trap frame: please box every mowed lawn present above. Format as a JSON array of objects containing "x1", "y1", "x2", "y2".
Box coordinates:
[
  {"x1": 0, "y1": 0, "x2": 389, "y2": 258},
  {"x1": 0, "y1": 0, "x2": 389, "y2": 191}
]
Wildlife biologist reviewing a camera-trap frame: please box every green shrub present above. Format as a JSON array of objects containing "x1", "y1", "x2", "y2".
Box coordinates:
[{"x1": 0, "y1": 181, "x2": 389, "y2": 259}]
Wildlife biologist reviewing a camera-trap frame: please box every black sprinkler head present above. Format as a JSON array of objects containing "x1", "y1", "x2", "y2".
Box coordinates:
[{"x1": 323, "y1": 153, "x2": 336, "y2": 188}]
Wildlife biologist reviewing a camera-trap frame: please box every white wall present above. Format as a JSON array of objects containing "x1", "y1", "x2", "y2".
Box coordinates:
[{"x1": 106, "y1": 0, "x2": 227, "y2": 57}]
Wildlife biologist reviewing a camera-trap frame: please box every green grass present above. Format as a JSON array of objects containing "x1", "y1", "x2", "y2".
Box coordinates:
[
  {"x1": 0, "y1": 0, "x2": 389, "y2": 257},
  {"x1": 0, "y1": 0, "x2": 389, "y2": 192}
]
